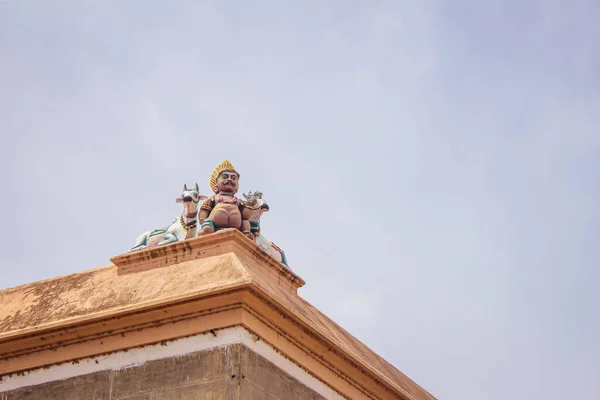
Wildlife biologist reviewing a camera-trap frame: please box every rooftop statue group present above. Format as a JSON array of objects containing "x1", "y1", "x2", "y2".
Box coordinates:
[{"x1": 129, "y1": 160, "x2": 288, "y2": 267}]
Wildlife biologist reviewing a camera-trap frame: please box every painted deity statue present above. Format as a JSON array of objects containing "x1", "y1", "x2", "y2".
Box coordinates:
[
  {"x1": 130, "y1": 184, "x2": 207, "y2": 251},
  {"x1": 124, "y1": 160, "x2": 290, "y2": 267},
  {"x1": 197, "y1": 160, "x2": 258, "y2": 240}
]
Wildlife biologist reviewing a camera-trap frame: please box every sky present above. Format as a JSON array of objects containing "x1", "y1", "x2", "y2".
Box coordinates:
[{"x1": 0, "y1": 1, "x2": 599, "y2": 398}]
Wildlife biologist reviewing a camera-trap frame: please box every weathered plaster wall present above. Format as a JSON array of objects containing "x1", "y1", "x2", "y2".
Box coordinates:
[{"x1": 0, "y1": 326, "x2": 343, "y2": 399}]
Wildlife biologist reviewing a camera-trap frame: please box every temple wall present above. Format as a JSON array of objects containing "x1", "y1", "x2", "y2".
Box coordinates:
[{"x1": 0, "y1": 327, "x2": 342, "y2": 400}]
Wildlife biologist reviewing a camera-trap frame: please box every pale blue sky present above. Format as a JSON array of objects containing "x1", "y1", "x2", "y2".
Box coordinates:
[{"x1": 1, "y1": 1, "x2": 599, "y2": 399}]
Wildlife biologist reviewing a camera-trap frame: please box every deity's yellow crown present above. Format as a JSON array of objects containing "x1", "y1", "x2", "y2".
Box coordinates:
[{"x1": 210, "y1": 160, "x2": 240, "y2": 193}]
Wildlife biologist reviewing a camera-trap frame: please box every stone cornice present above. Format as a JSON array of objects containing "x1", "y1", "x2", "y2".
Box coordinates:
[{"x1": 110, "y1": 229, "x2": 305, "y2": 291}]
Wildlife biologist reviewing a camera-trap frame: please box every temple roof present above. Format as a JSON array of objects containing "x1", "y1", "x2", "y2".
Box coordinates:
[{"x1": 0, "y1": 230, "x2": 435, "y2": 400}]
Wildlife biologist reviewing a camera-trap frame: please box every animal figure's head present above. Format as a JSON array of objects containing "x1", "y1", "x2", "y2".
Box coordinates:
[
  {"x1": 243, "y1": 190, "x2": 269, "y2": 222},
  {"x1": 176, "y1": 183, "x2": 208, "y2": 206}
]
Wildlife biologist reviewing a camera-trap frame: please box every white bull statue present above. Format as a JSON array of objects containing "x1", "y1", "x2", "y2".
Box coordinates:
[
  {"x1": 242, "y1": 190, "x2": 290, "y2": 268},
  {"x1": 129, "y1": 184, "x2": 208, "y2": 251}
]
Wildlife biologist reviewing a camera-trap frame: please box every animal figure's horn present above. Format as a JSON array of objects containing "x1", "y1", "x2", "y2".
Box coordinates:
[
  {"x1": 184, "y1": 184, "x2": 188, "y2": 191},
  {"x1": 195, "y1": 183, "x2": 199, "y2": 191}
]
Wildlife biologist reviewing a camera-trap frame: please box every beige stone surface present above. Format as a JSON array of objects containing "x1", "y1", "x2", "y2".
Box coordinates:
[
  {"x1": 0, "y1": 230, "x2": 435, "y2": 400},
  {"x1": 0, "y1": 252, "x2": 250, "y2": 336},
  {"x1": 0, "y1": 369, "x2": 112, "y2": 400},
  {"x1": 1, "y1": 344, "x2": 325, "y2": 400}
]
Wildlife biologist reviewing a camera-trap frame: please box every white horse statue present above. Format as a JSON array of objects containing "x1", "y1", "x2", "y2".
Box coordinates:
[
  {"x1": 242, "y1": 190, "x2": 290, "y2": 268},
  {"x1": 129, "y1": 184, "x2": 208, "y2": 252}
]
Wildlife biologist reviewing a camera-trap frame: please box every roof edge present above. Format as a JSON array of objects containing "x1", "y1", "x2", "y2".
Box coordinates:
[{"x1": 110, "y1": 229, "x2": 305, "y2": 289}]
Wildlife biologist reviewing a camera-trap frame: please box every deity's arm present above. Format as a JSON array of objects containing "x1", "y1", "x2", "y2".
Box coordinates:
[
  {"x1": 238, "y1": 200, "x2": 253, "y2": 237},
  {"x1": 239, "y1": 199, "x2": 252, "y2": 220},
  {"x1": 241, "y1": 209, "x2": 253, "y2": 220},
  {"x1": 240, "y1": 196, "x2": 260, "y2": 220},
  {"x1": 198, "y1": 197, "x2": 215, "y2": 222}
]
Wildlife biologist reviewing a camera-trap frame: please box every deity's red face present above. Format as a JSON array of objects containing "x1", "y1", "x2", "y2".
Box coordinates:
[{"x1": 217, "y1": 171, "x2": 238, "y2": 194}]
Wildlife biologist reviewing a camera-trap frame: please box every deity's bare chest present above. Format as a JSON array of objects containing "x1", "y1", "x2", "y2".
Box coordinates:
[{"x1": 211, "y1": 196, "x2": 242, "y2": 228}]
